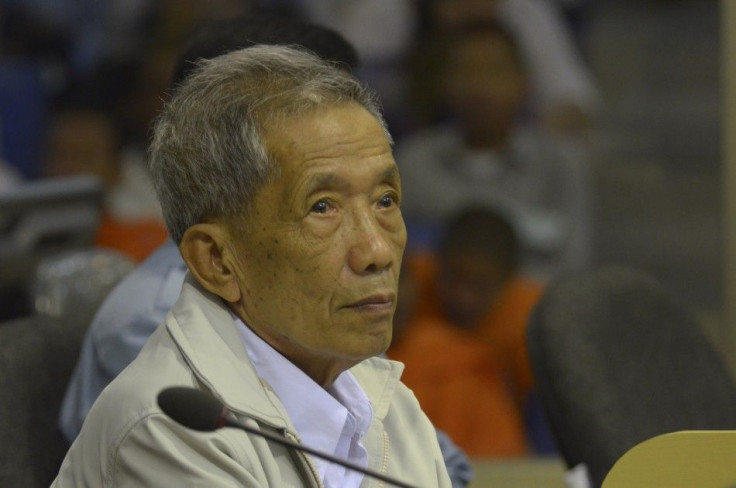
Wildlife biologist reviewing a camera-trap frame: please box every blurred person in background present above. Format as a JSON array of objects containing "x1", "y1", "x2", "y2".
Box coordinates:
[
  {"x1": 412, "y1": 0, "x2": 601, "y2": 135},
  {"x1": 389, "y1": 207, "x2": 545, "y2": 456},
  {"x1": 43, "y1": 93, "x2": 168, "y2": 262},
  {"x1": 397, "y1": 19, "x2": 592, "y2": 282},
  {"x1": 0, "y1": 0, "x2": 265, "y2": 181},
  {"x1": 280, "y1": 0, "x2": 418, "y2": 139}
]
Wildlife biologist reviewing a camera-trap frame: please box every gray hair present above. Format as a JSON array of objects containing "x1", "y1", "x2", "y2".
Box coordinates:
[{"x1": 149, "y1": 45, "x2": 389, "y2": 243}]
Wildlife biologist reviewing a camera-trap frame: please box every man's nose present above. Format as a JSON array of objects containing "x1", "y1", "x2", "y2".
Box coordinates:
[{"x1": 346, "y1": 209, "x2": 394, "y2": 275}]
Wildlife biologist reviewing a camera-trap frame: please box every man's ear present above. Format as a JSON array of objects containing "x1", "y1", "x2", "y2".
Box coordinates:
[{"x1": 179, "y1": 223, "x2": 241, "y2": 303}]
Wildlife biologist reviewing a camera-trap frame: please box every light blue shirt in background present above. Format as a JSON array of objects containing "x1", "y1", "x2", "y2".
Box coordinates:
[{"x1": 58, "y1": 240, "x2": 186, "y2": 443}]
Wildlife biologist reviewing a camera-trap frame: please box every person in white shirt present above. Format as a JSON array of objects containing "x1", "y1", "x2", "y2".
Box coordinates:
[
  {"x1": 417, "y1": 0, "x2": 602, "y2": 134},
  {"x1": 398, "y1": 19, "x2": 592, "y2": 281}
]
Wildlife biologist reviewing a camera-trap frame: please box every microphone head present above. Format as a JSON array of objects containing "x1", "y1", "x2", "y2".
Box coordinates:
[{"x1": 157, "y1": 386, "x2": 226, "y2": 432}]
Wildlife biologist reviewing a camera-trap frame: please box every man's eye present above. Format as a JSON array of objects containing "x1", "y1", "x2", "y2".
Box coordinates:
[
  {"x1": 379, "y1": 194, "x2": 397, "y2": 208},
  {"x1": 311, "y1": 200, "x2": 330, "y2": 214}
]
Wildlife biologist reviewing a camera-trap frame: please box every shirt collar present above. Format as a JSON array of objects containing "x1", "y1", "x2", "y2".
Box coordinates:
[{"x1": 234, "y1": 316, "x2": 372, "y2": 485}]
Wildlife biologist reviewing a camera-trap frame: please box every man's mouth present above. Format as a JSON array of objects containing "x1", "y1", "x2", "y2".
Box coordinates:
[{"x1": 345, "y1": 293, "x2": 395, "y2": 311}]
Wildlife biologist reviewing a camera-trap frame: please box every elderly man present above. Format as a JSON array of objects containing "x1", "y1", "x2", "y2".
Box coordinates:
[
  {"x1": 58, "y1": 13, "x2": 363, "y2": 445},
  {"x1": 52, "y1": 46, "x2": 451, "y2": 487}
]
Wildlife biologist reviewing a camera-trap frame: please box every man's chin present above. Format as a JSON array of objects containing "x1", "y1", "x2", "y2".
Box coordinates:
[{"x1": 343, "y1": 334, "x2": 392, "y2": 363}]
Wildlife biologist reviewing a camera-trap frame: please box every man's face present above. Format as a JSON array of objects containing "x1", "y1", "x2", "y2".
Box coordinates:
[{"x1": 228, "y1": 103, "x2": 406, "y2": 384}]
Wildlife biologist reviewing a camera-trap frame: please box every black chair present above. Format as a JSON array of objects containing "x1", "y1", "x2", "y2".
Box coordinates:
[
  {"x1": 0, "y1": 316, "x2": 86, "y2": 487},
  {"x1": 0, "y1": 249, "x2": 134, "y2": 487},
  {"x1": 527, "y1": 265, "x2": 736, "y2": 487}
]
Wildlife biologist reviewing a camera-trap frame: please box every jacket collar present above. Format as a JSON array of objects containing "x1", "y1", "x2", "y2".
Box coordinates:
[
  {"x1": 166, "y1": 273, "x2": 405, "y2": 428},
  {"x1": 166, "y1": 274, "x2": 290, "y2": 429}
]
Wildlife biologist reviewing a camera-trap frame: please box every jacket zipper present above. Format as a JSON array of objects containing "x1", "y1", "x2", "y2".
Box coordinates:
[
  {"x1": 377, "y1": 430, "x2": 390, "y2": 488},
  {"x1": 285, "y1": 431, "x2": 325, "y2": 488}
]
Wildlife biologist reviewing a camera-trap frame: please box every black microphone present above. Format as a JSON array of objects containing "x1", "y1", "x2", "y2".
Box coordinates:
[{"x1": 157, "y1": 386, "x2": 417, "y2": 488}]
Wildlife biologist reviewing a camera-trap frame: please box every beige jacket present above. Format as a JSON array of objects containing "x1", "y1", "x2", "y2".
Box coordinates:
[{"x1": 52, "y1": 274, "x2": 451, "y2": 487}]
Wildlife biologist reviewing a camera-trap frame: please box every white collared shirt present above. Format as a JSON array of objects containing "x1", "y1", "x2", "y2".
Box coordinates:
[{"x1": 235, "y1": 317, "x2": 372, "y2": 488}]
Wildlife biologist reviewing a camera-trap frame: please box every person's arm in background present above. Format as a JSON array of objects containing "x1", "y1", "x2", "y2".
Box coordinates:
[
  {"x1": 436, "y1": 429, "x2": 474, "y2": 487},
  {"x1": 58, "y1": 240, "x2": 186, "y2": 443},
  {"x1": 498, "y1": 0, "x2": 603, "y2": 132}
]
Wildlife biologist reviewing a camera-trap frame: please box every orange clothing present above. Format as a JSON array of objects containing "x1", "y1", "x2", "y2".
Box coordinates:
[
  {"x1": 388, "y1": 312, "x2": 527, "y2": 457},
  {"x1": 95, "y1": 214, "x2": 169, "y2": 263},
  {"x1": 478, "y1": 277, "x2": 543, "y2": 398},
  {"x1": 391, "y1": 252, "x2": 544, "y2": 456},
  {"x1": 409, "y1": 252, "x2": 543, "y2": 402},
  {"x1": 388, "y1": 316, "x2": 528, "y2": 457}
]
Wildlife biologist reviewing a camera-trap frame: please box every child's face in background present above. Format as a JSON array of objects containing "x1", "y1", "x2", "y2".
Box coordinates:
[
  {"x1": 437, "y1": 249, "x2": 509, "y2": 329},
  {"x1": 444, "y1": 31, "x2": 527, "y2": 146}
]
